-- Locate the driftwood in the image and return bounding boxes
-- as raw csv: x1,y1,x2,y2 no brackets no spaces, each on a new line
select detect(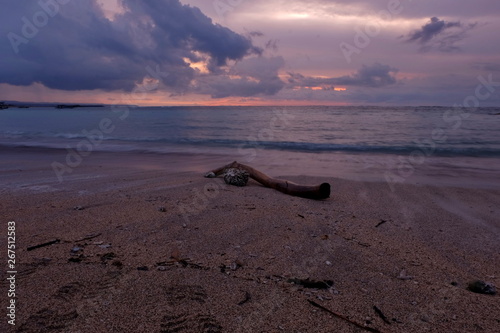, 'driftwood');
308,300,382,333
205,161,330,200
27,239,60,251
